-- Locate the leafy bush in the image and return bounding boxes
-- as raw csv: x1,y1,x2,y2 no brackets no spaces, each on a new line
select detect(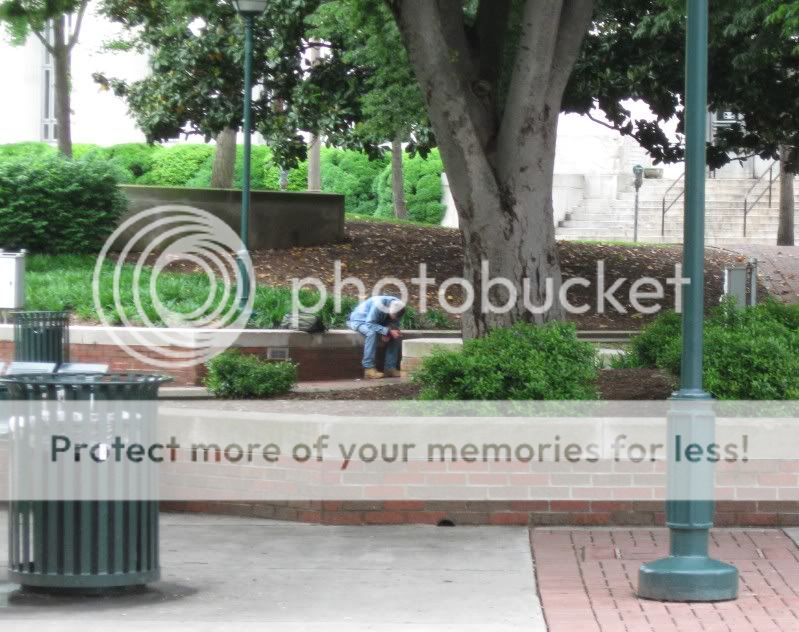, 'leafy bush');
0,142,57,161
204,351,297,398
320,148,387,214
625,300,799,399
72,143,102,160
104,143,162,183
139,144,214,186
0,155,127,253
185,144,308,191
413,322,598,400
375,149,444,224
